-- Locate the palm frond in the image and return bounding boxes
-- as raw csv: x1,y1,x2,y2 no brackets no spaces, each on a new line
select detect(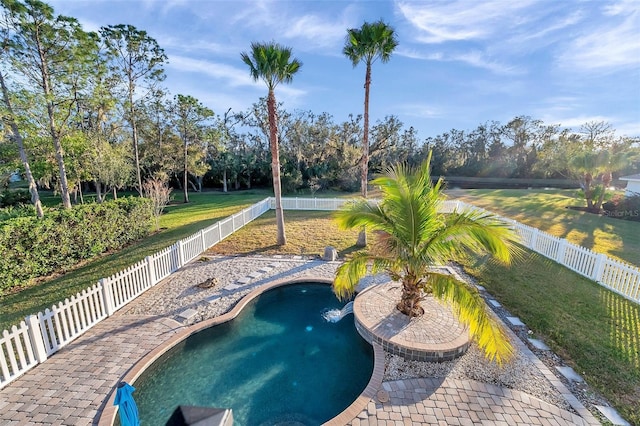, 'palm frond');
430,273,514,365
333,252,370,300
240,41,302,91
425,209,519,265
342,20,398,67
